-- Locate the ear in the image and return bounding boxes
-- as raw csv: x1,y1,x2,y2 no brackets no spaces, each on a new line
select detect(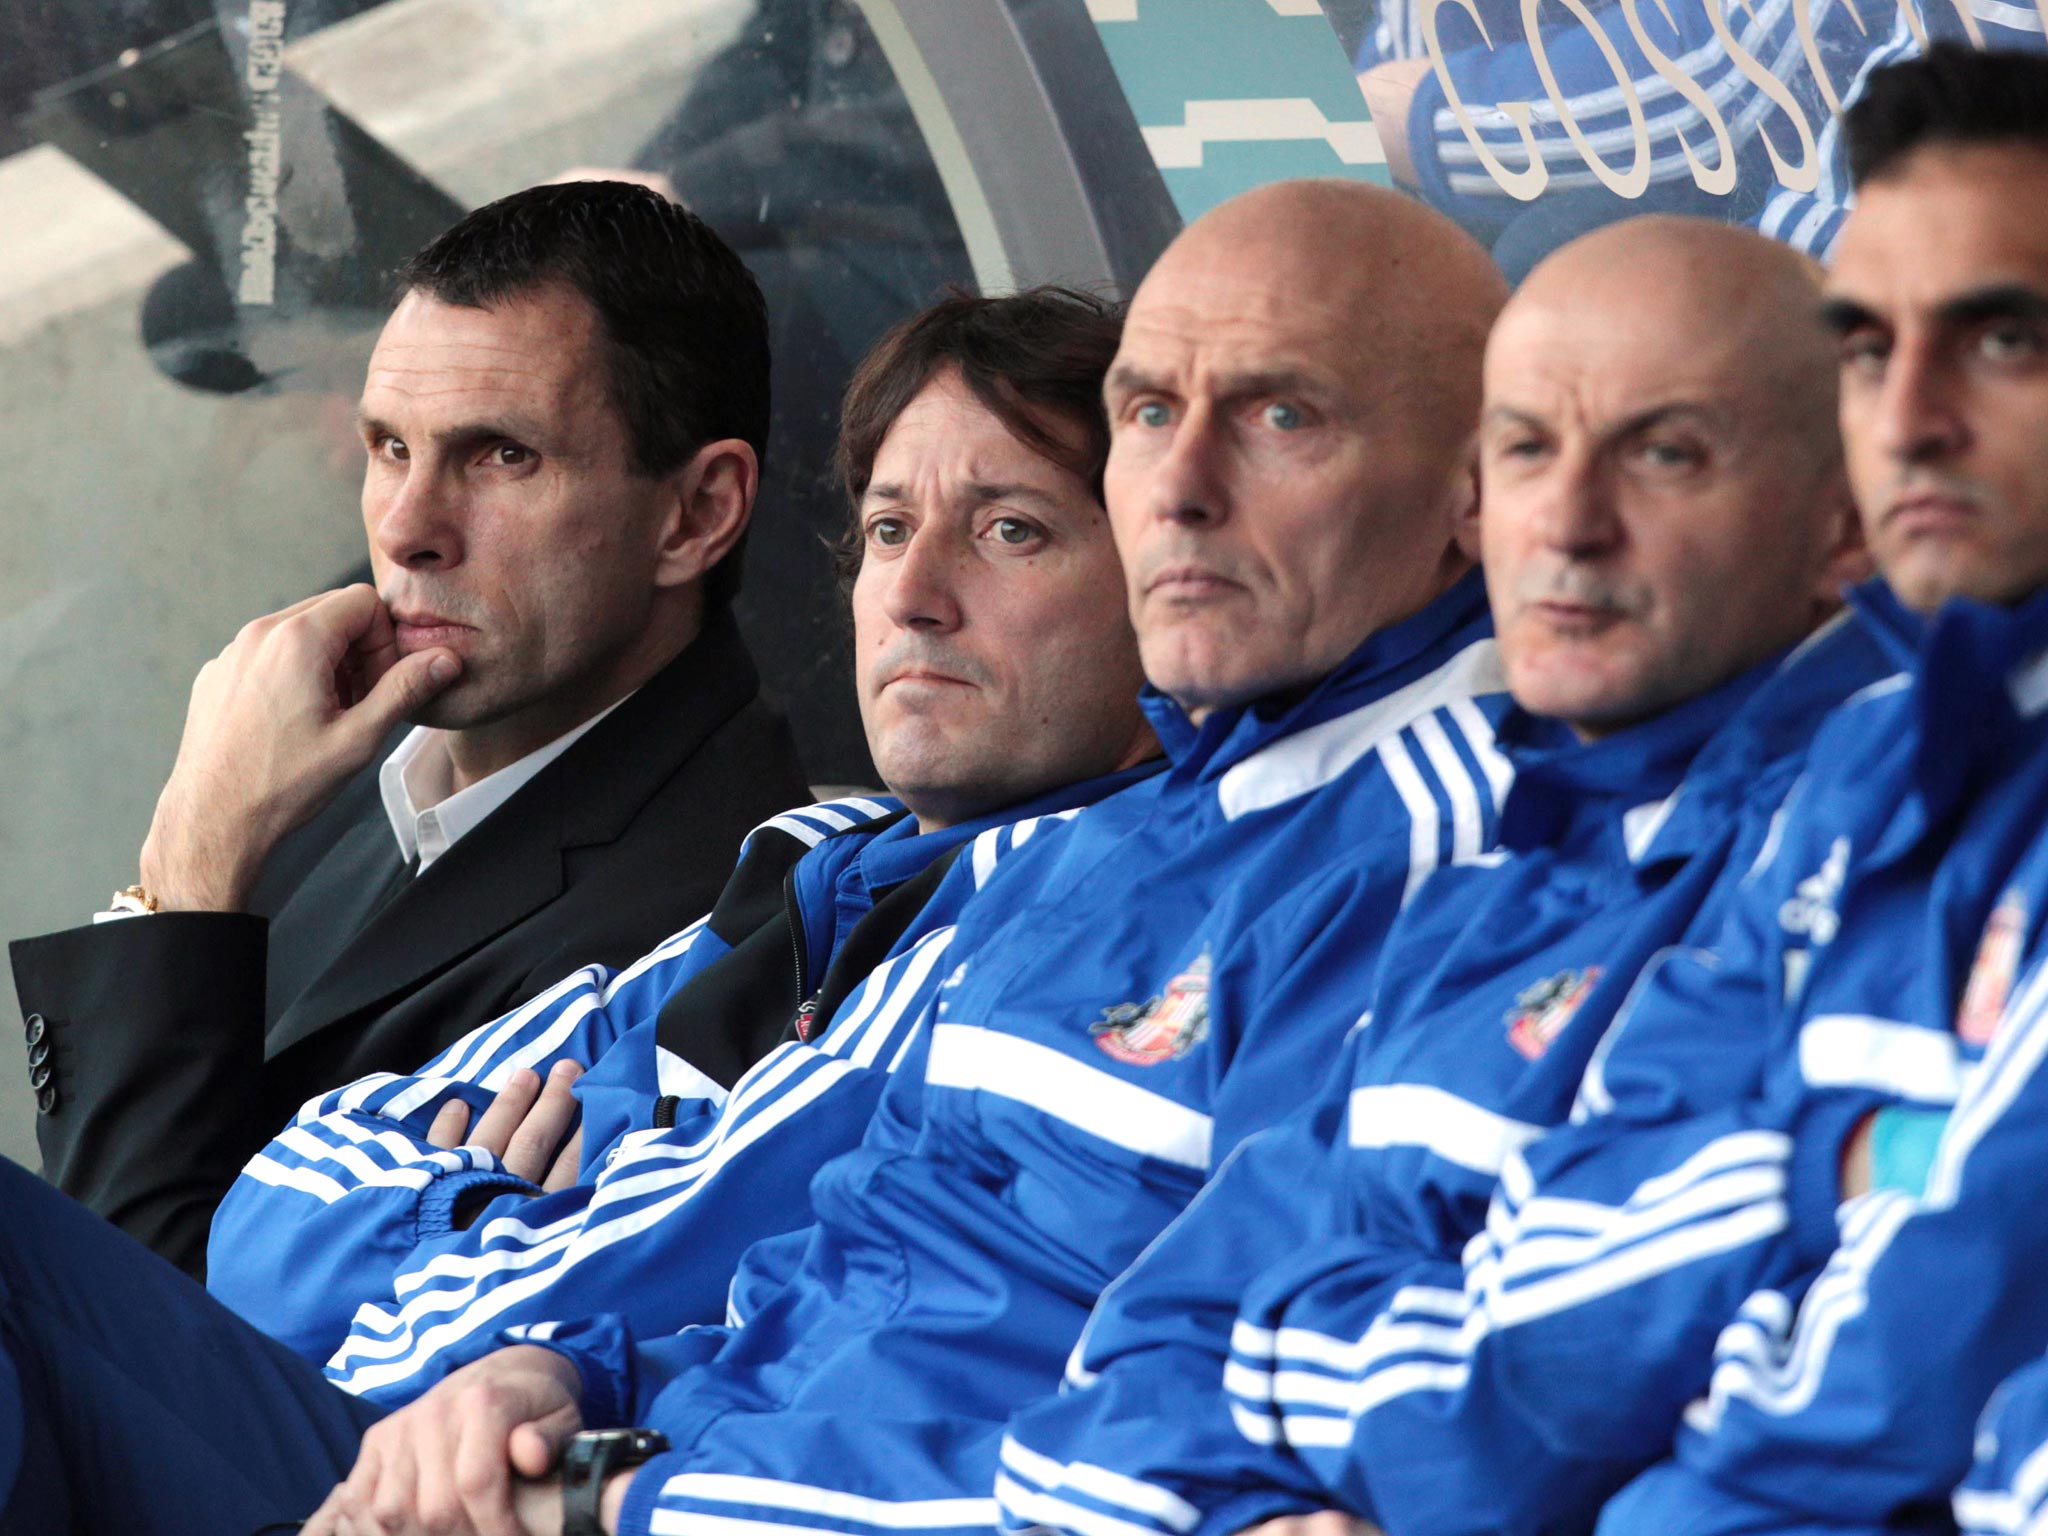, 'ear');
1446,440,1484,565
1810,469,1874,603
652,437,759,590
